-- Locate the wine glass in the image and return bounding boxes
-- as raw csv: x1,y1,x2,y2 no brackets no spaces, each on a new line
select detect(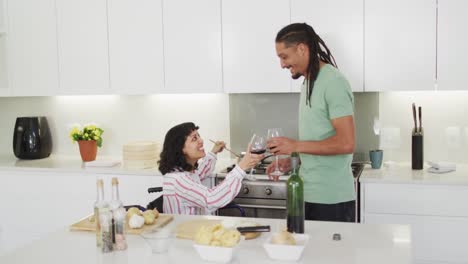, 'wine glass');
267,128,284,178
247,134,266,180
